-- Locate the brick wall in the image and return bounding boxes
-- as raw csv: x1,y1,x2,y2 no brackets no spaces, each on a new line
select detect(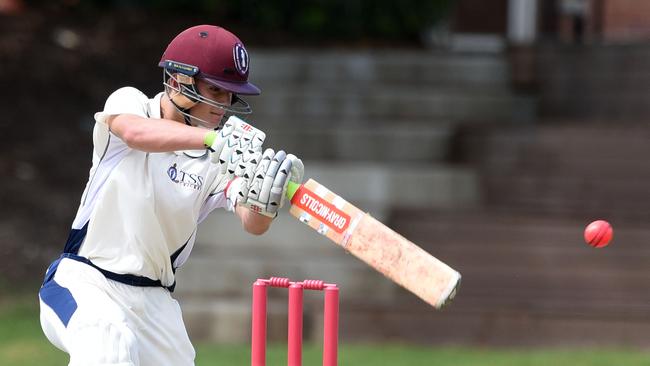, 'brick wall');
601,0,650,43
